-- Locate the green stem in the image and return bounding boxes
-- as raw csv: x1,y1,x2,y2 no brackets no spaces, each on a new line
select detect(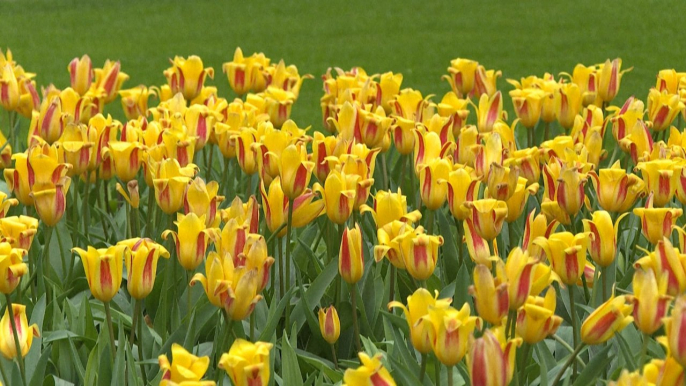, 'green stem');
330,344,338,369
381,152,389,190
250,312,255,342
399,154,407,191
410,155,419,210
0,354,9,386
278,238,284,300
544,121,550,142
447,366,453,386
132,206,141,237
419,353,427,382
551,343,587,386
601,265,607,303
568,286,579,381
55,224,67,281
265,223,287,246
351,283,362,353
426,209,434,235
137,299,147,384
435,357,441,386
40,226,54,298
389,265,396,303
145,186,154,238
129,300,140,356
187,270,192,319
4,295,27,386
509,221,517,254
639,332,649,372
82,172,91,240
206,144,215,180
507,309,517,340
285,197,294,330
104,301,117,361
